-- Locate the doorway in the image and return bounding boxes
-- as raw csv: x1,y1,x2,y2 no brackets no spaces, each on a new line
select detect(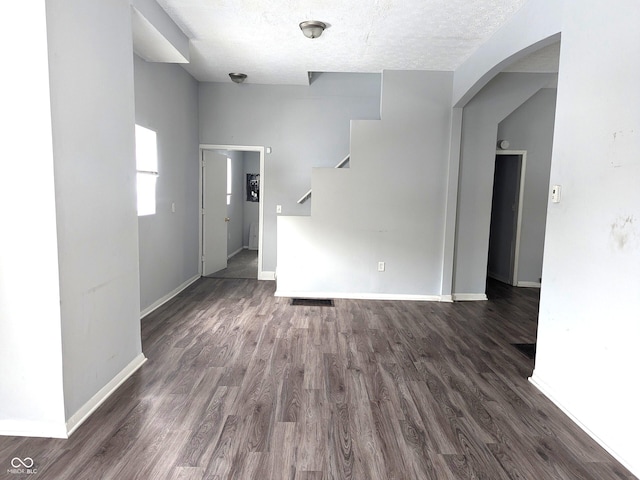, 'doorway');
199,144,265,280
487,150,526,286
